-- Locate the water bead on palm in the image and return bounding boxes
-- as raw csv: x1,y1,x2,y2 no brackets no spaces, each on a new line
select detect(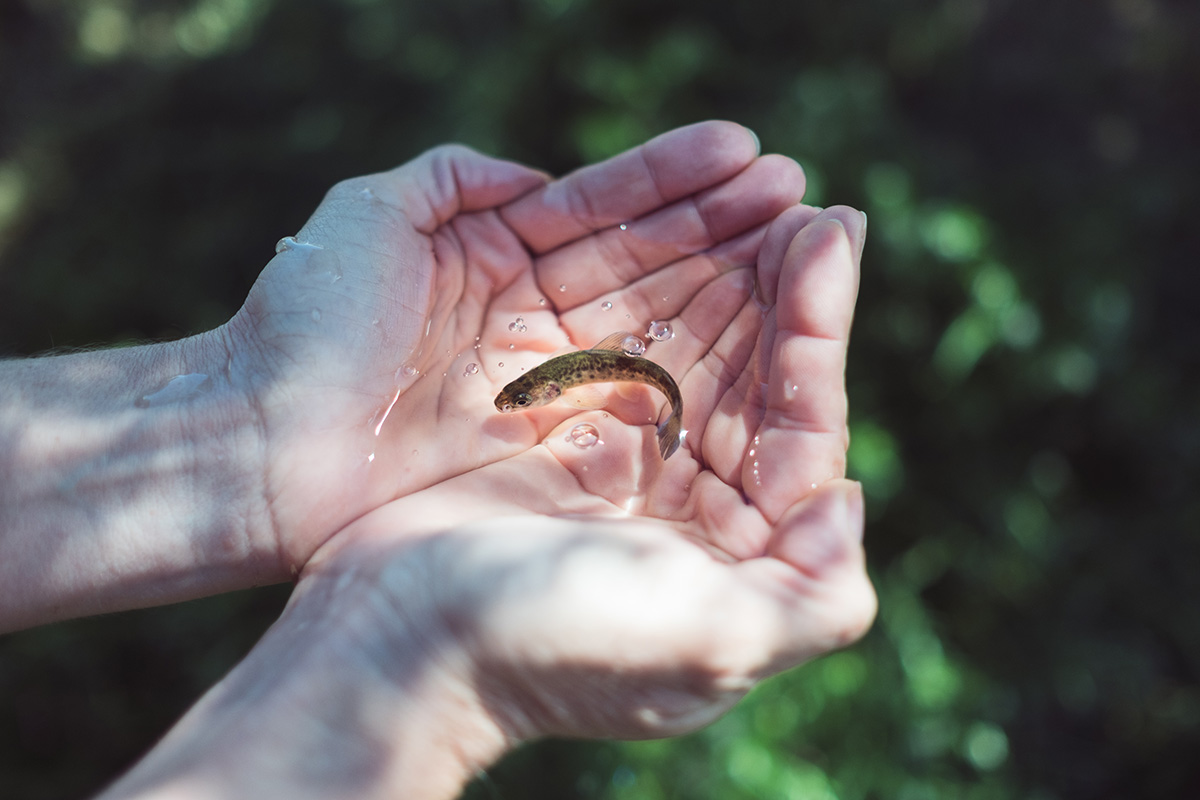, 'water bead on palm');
647,320,674,342
566,423,602,449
